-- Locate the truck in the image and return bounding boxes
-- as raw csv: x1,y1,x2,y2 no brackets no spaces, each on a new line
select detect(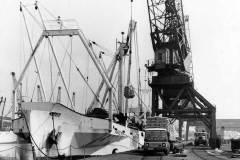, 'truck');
194,131,209,146
231,138,240,153
143,117,177,155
